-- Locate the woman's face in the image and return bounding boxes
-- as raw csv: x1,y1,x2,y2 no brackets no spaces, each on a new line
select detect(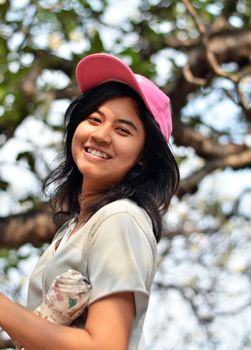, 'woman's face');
71,96,145,192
